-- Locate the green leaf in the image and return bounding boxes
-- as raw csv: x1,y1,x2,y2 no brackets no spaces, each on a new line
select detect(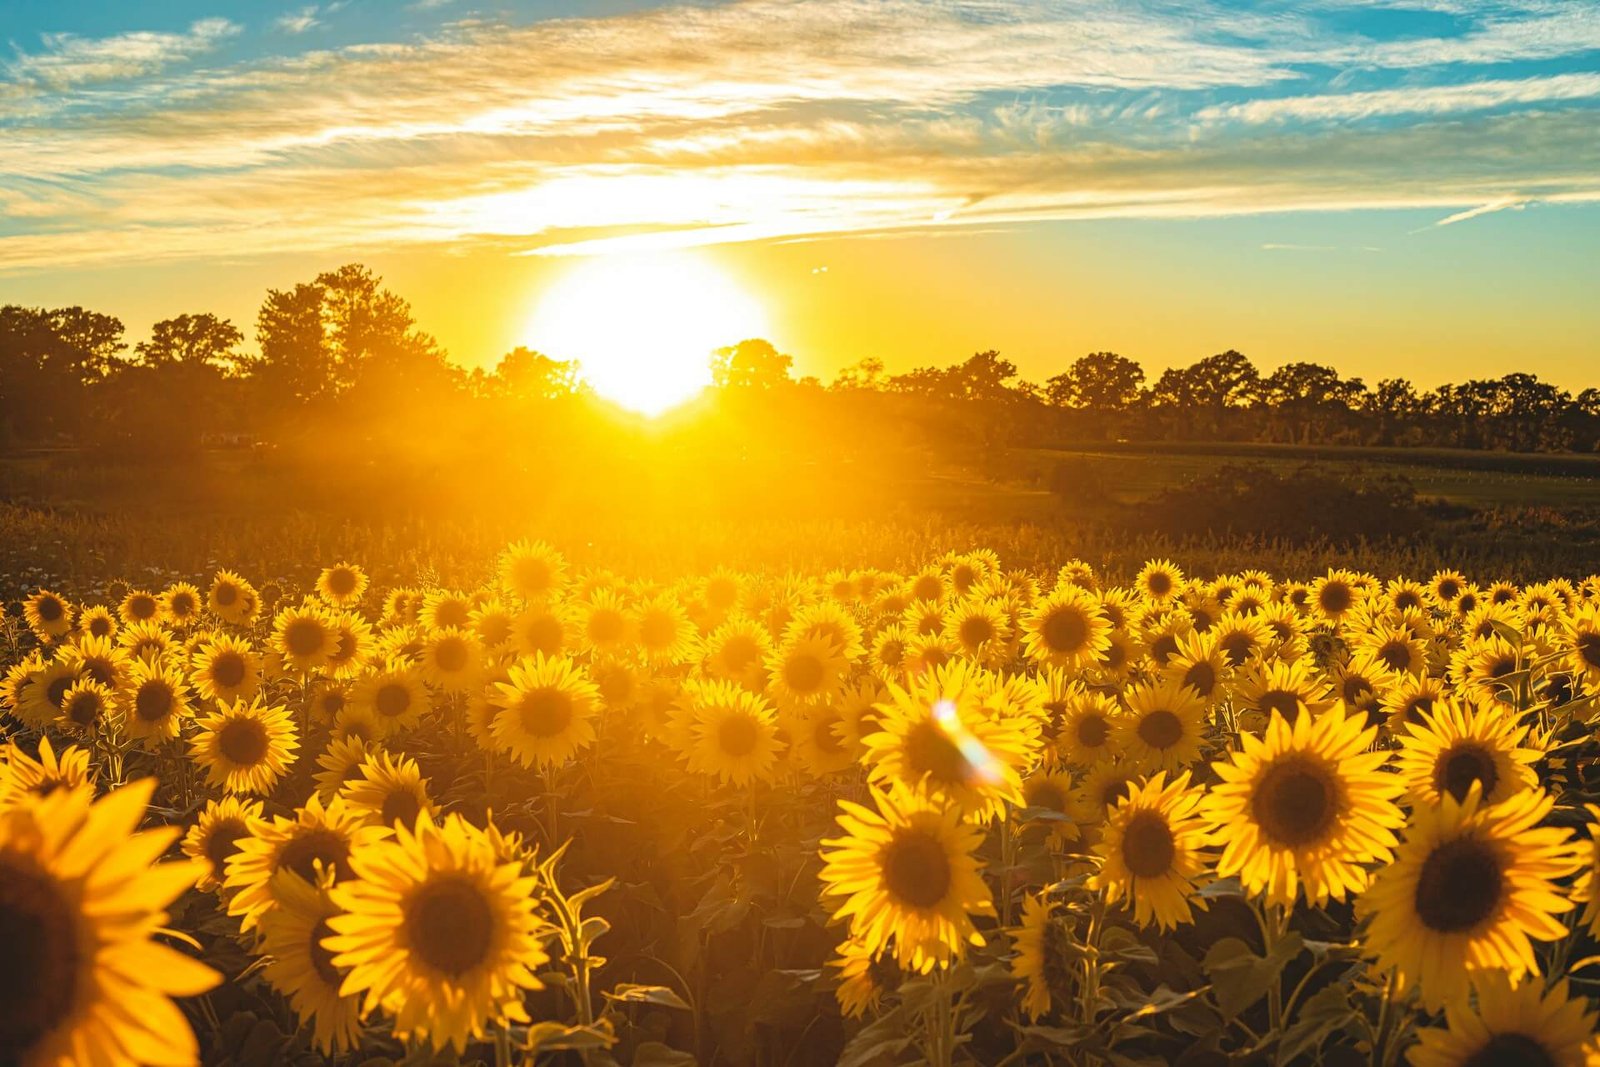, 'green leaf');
1202,931,1303,1018
523,1021,618,1054
1277,983,1357,1062
603,984,693,1011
